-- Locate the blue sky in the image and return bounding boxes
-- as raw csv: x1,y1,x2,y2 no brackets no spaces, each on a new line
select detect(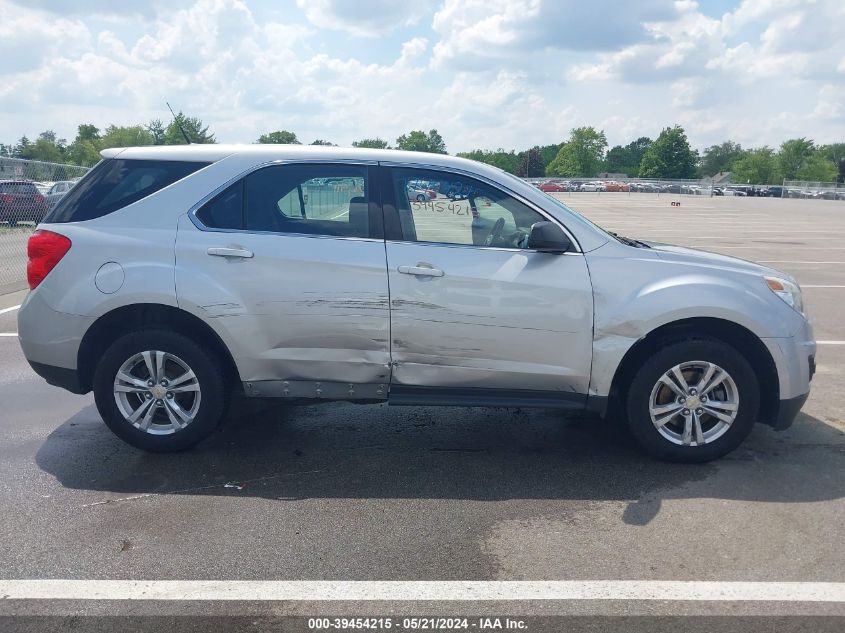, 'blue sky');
0,0,842,153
